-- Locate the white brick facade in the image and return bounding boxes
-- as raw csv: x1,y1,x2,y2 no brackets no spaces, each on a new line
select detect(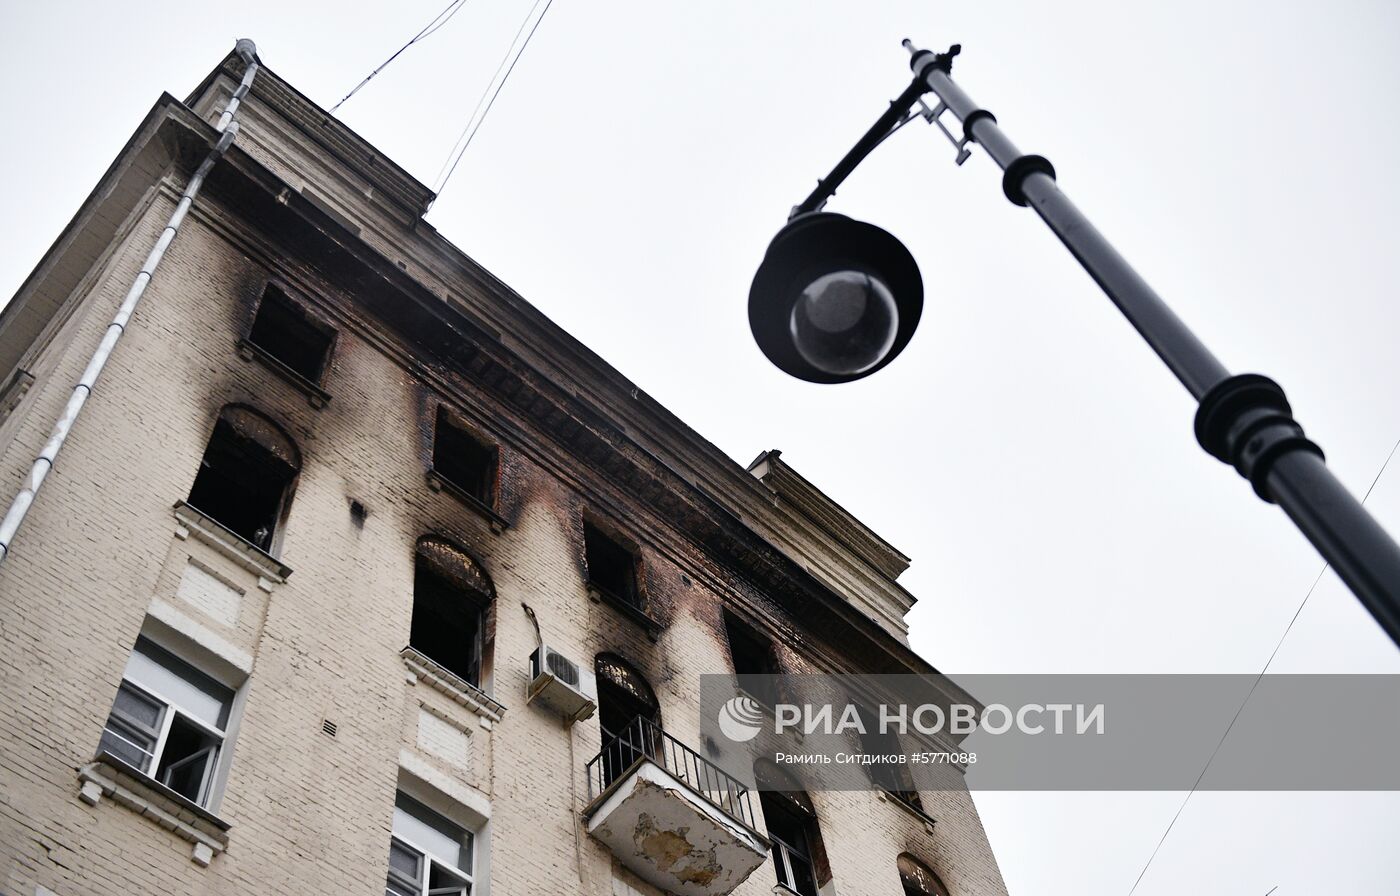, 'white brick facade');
0,47,1007,896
